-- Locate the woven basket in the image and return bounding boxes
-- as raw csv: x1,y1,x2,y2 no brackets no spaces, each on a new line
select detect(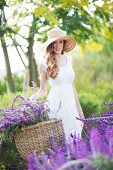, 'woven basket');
14,119,65,160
